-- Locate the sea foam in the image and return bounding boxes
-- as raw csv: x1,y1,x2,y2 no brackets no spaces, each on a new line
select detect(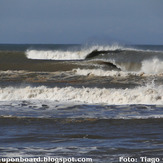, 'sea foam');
0,85,162,105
